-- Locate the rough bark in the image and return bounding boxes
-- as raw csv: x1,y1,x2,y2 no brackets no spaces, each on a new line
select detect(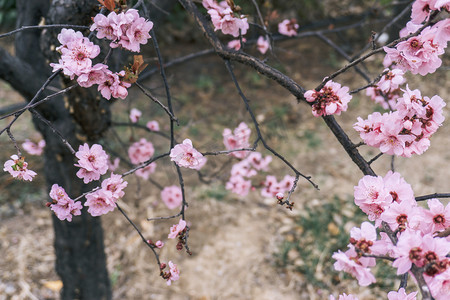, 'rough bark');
12,0,112,298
